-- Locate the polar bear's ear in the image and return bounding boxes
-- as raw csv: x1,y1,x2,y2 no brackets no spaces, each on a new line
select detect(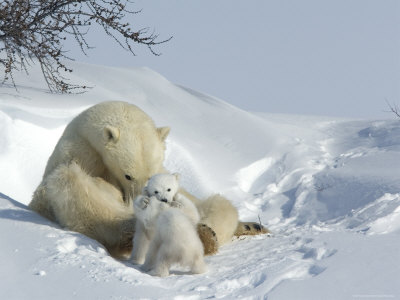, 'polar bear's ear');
172,172,180,182
103,126,120,143
157,127,170,142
